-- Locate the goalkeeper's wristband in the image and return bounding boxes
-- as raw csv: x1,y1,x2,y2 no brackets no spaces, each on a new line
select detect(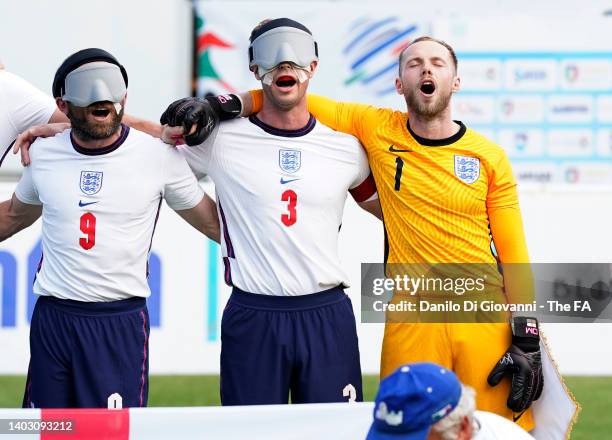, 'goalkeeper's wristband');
205,94,242,121
510,316,540,353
